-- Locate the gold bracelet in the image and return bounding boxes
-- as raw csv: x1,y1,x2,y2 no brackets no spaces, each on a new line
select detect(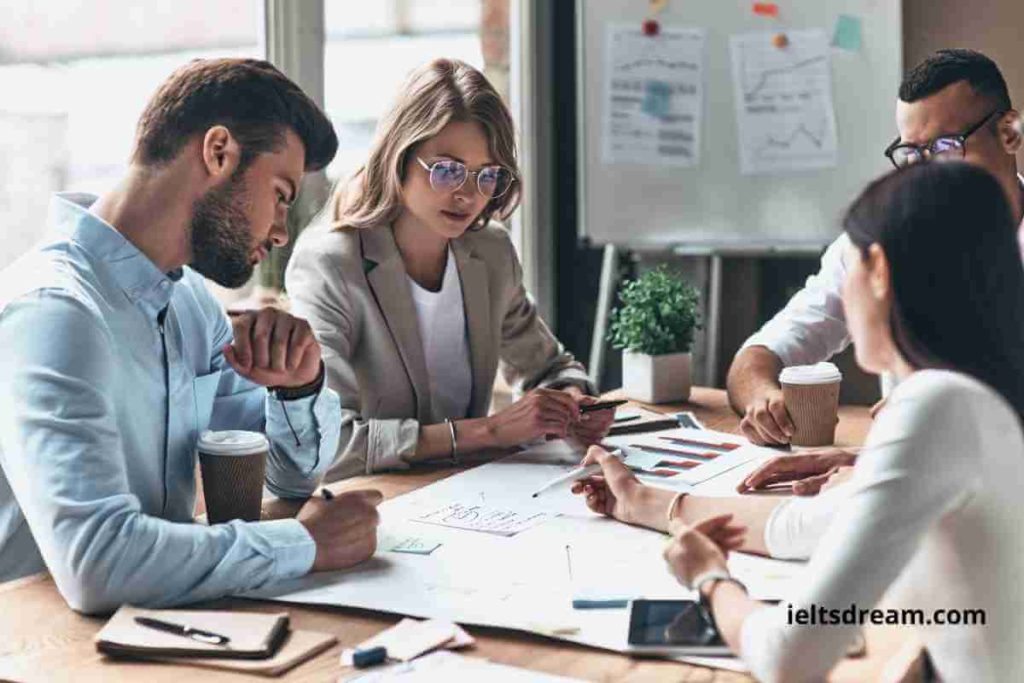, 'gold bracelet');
666,491,687,524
